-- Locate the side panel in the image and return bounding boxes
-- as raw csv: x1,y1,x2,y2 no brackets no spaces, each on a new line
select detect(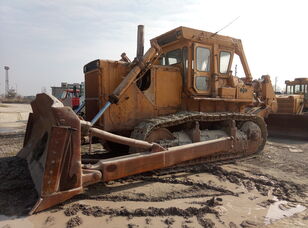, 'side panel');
106,84,156,132
154,67,182,108
85,68,101,121
236,84,253,99
218,87,236,99
85,61,183,132
276,95,303,114
182,97,242,113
